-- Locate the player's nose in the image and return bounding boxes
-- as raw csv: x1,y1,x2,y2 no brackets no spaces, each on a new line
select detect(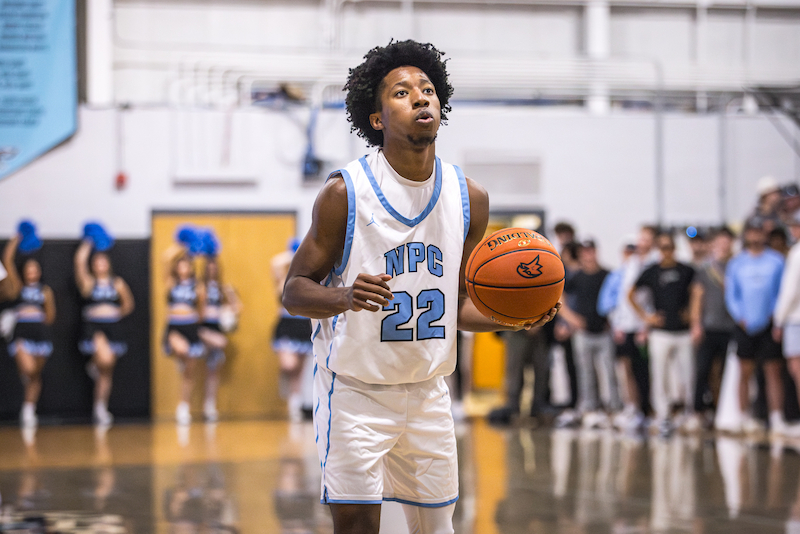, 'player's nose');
412,88,429,107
